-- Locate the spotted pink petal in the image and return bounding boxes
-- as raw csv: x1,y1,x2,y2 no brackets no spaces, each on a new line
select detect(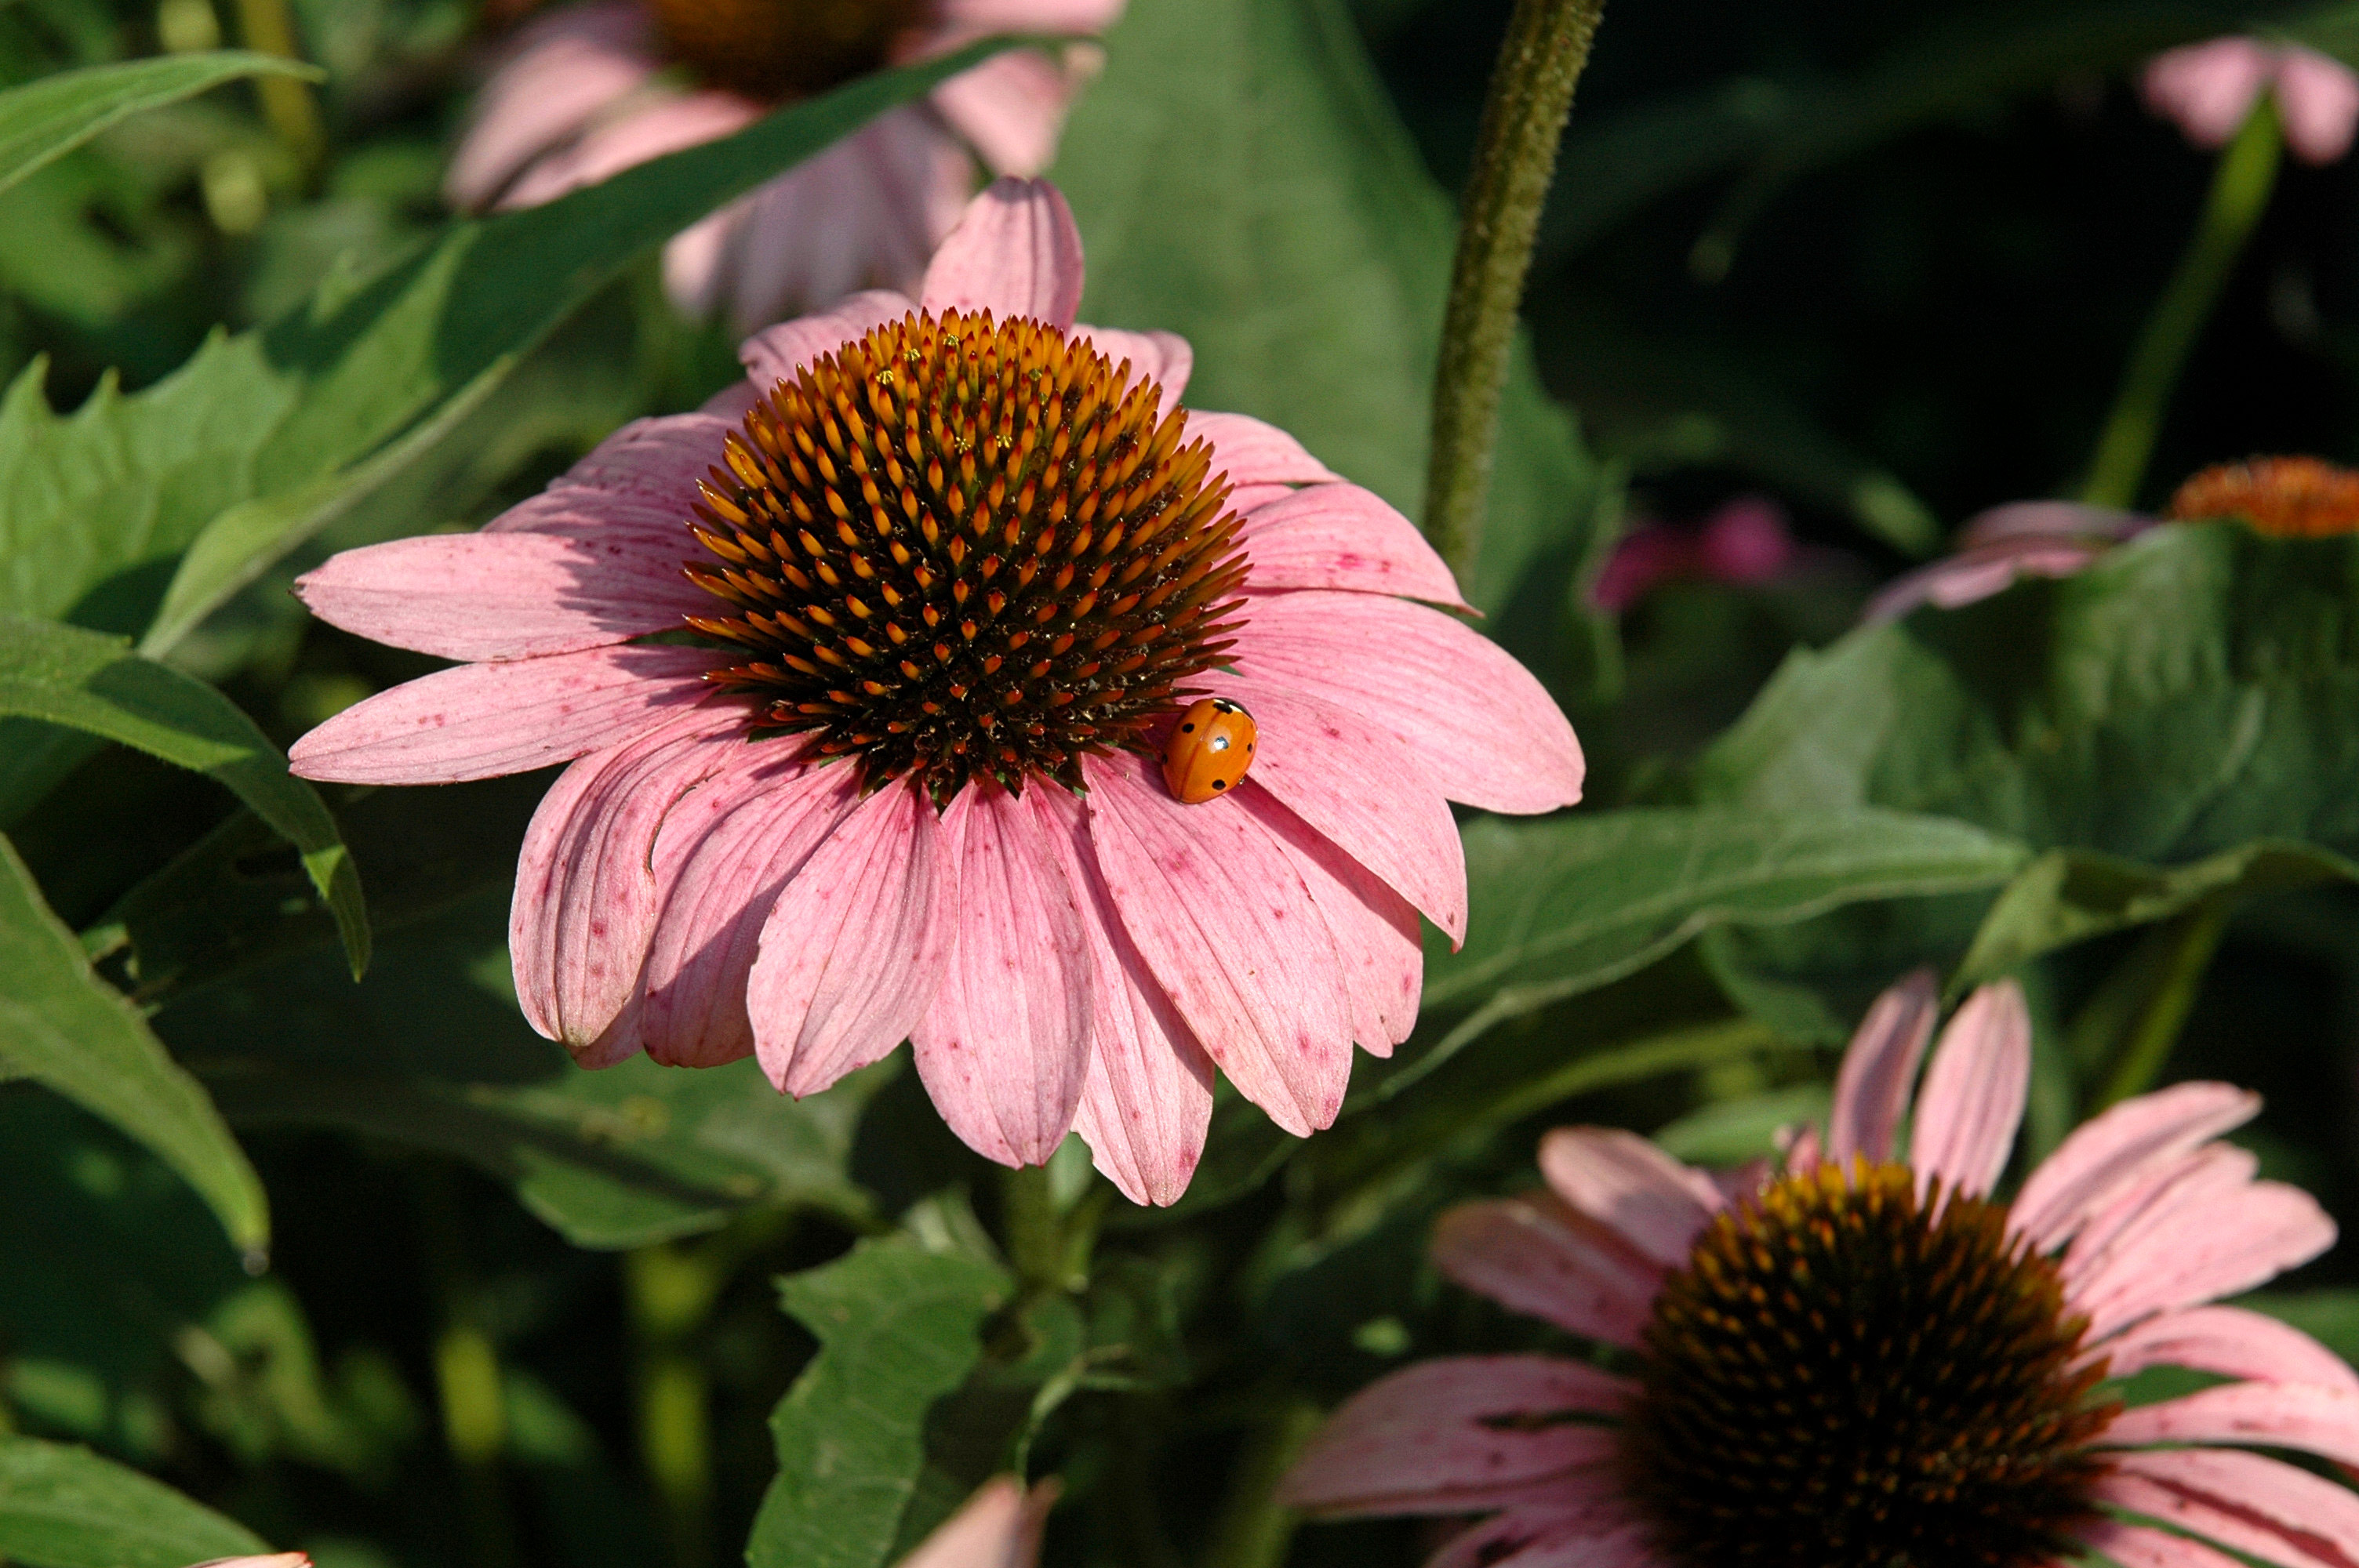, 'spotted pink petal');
913,785,1094,1167
293,532,709,662
739,289,917,393
635,749,861,1067
1909,980,2029,1201
1229,590,1584,814
2103,1381,2359,1468
927,49,1074,177
443,0,657,209
1190,412,1343,487
1428,1196,1663,1349
510,704,744,1052
1536,1127,1723,1268
500,90,758,211
1235,484,1471,609
1198,671,1467,943
1074,325,1192,407
288,644,722,785
749,779,957,1097
2276,47,2359,164
1278,1356,1630,1518
1081,751,1351,1136
1245,785,1423,1054
2073,1519,2245,1568
2107,1448,2359,1567
921,176,1084,329
2096,1305,2359,1393
2010,1080,2259,1250
1824,968,1938,1169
